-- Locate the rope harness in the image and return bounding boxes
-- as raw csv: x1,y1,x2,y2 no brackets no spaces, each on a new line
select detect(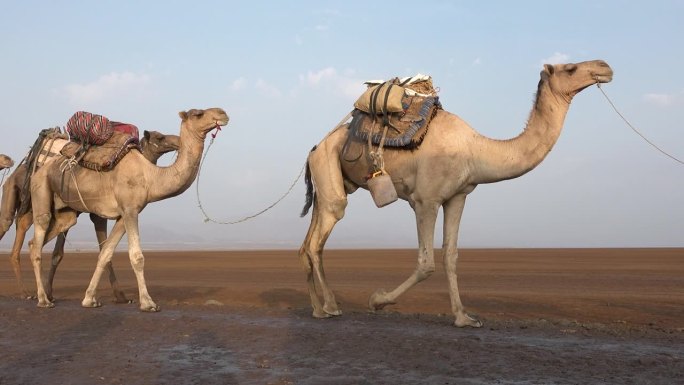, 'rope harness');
596,82,683,165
